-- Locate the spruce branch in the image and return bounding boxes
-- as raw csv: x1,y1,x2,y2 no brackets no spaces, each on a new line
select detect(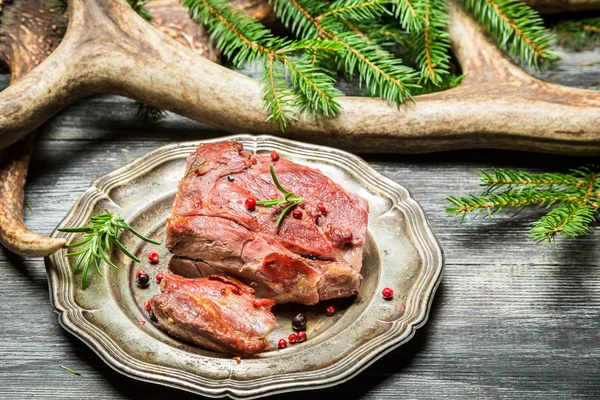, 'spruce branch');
409,0,451,84
530,204,595,244
479,168,585,193
447,190,580,220
461,0,558,70
553,18,600,51
177,0,594,130
391,0,424,31
184,0,341,129
447,166,600,244
272,0,419,105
